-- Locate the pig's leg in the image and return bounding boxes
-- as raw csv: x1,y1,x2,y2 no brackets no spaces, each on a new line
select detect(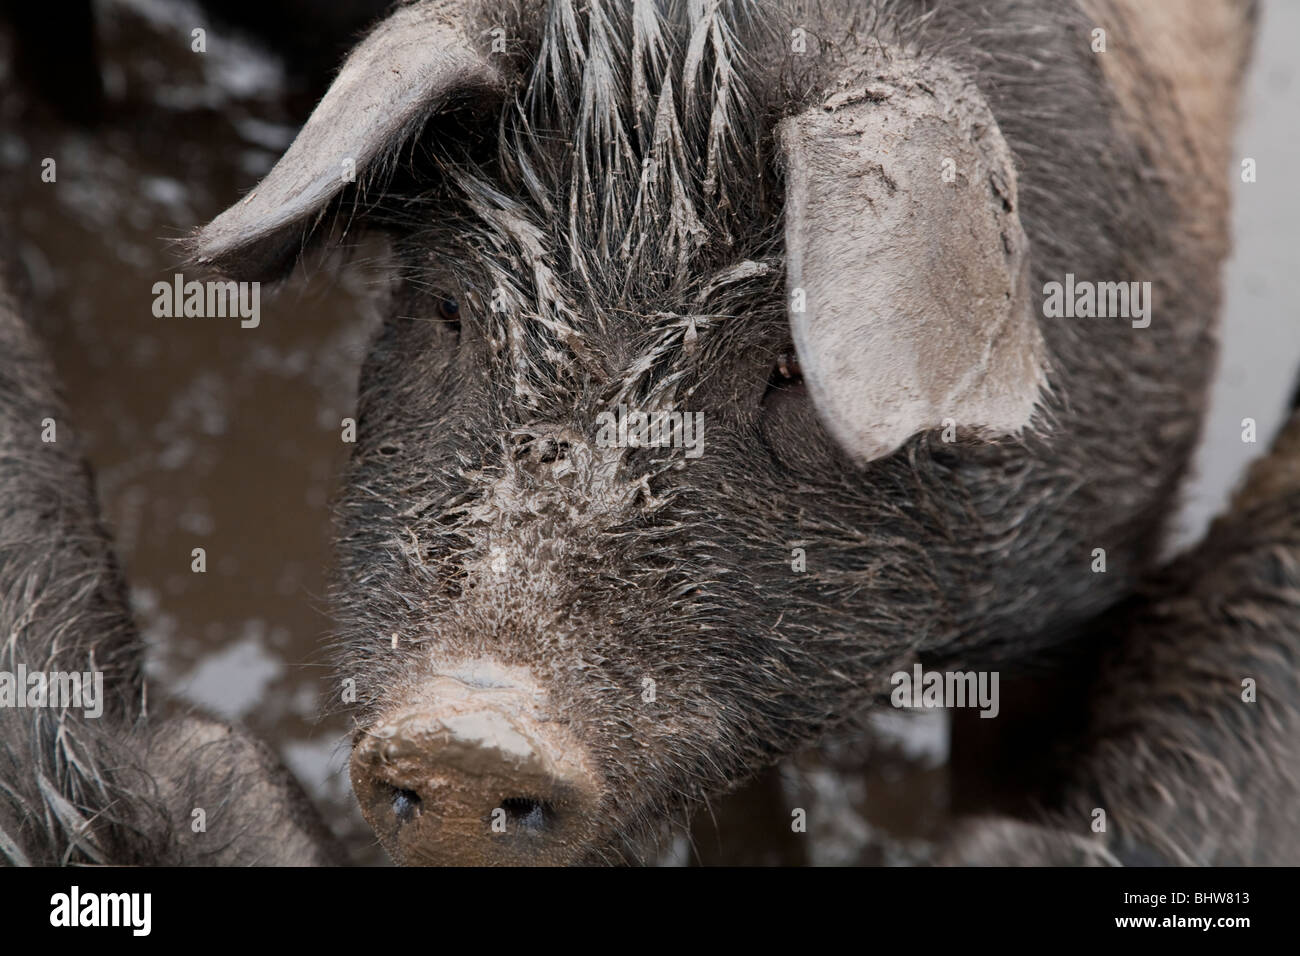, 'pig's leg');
139,707,346,865
0,269,342,865
940,410,1300,865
